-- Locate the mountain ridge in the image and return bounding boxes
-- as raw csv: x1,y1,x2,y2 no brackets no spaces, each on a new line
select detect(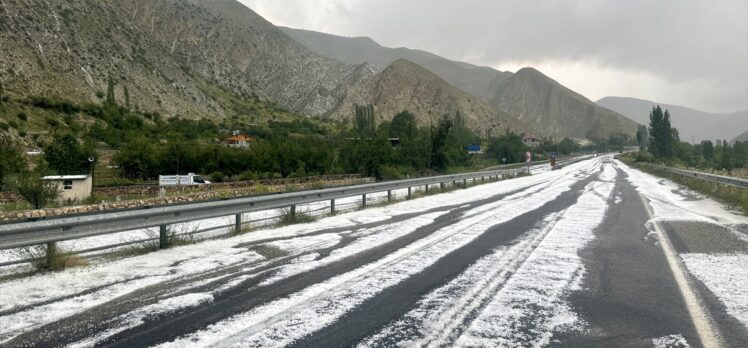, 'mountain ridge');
597,96,748,143
281,27,639,139
280,27,512,102
329,59,523,136
490,68,639,139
